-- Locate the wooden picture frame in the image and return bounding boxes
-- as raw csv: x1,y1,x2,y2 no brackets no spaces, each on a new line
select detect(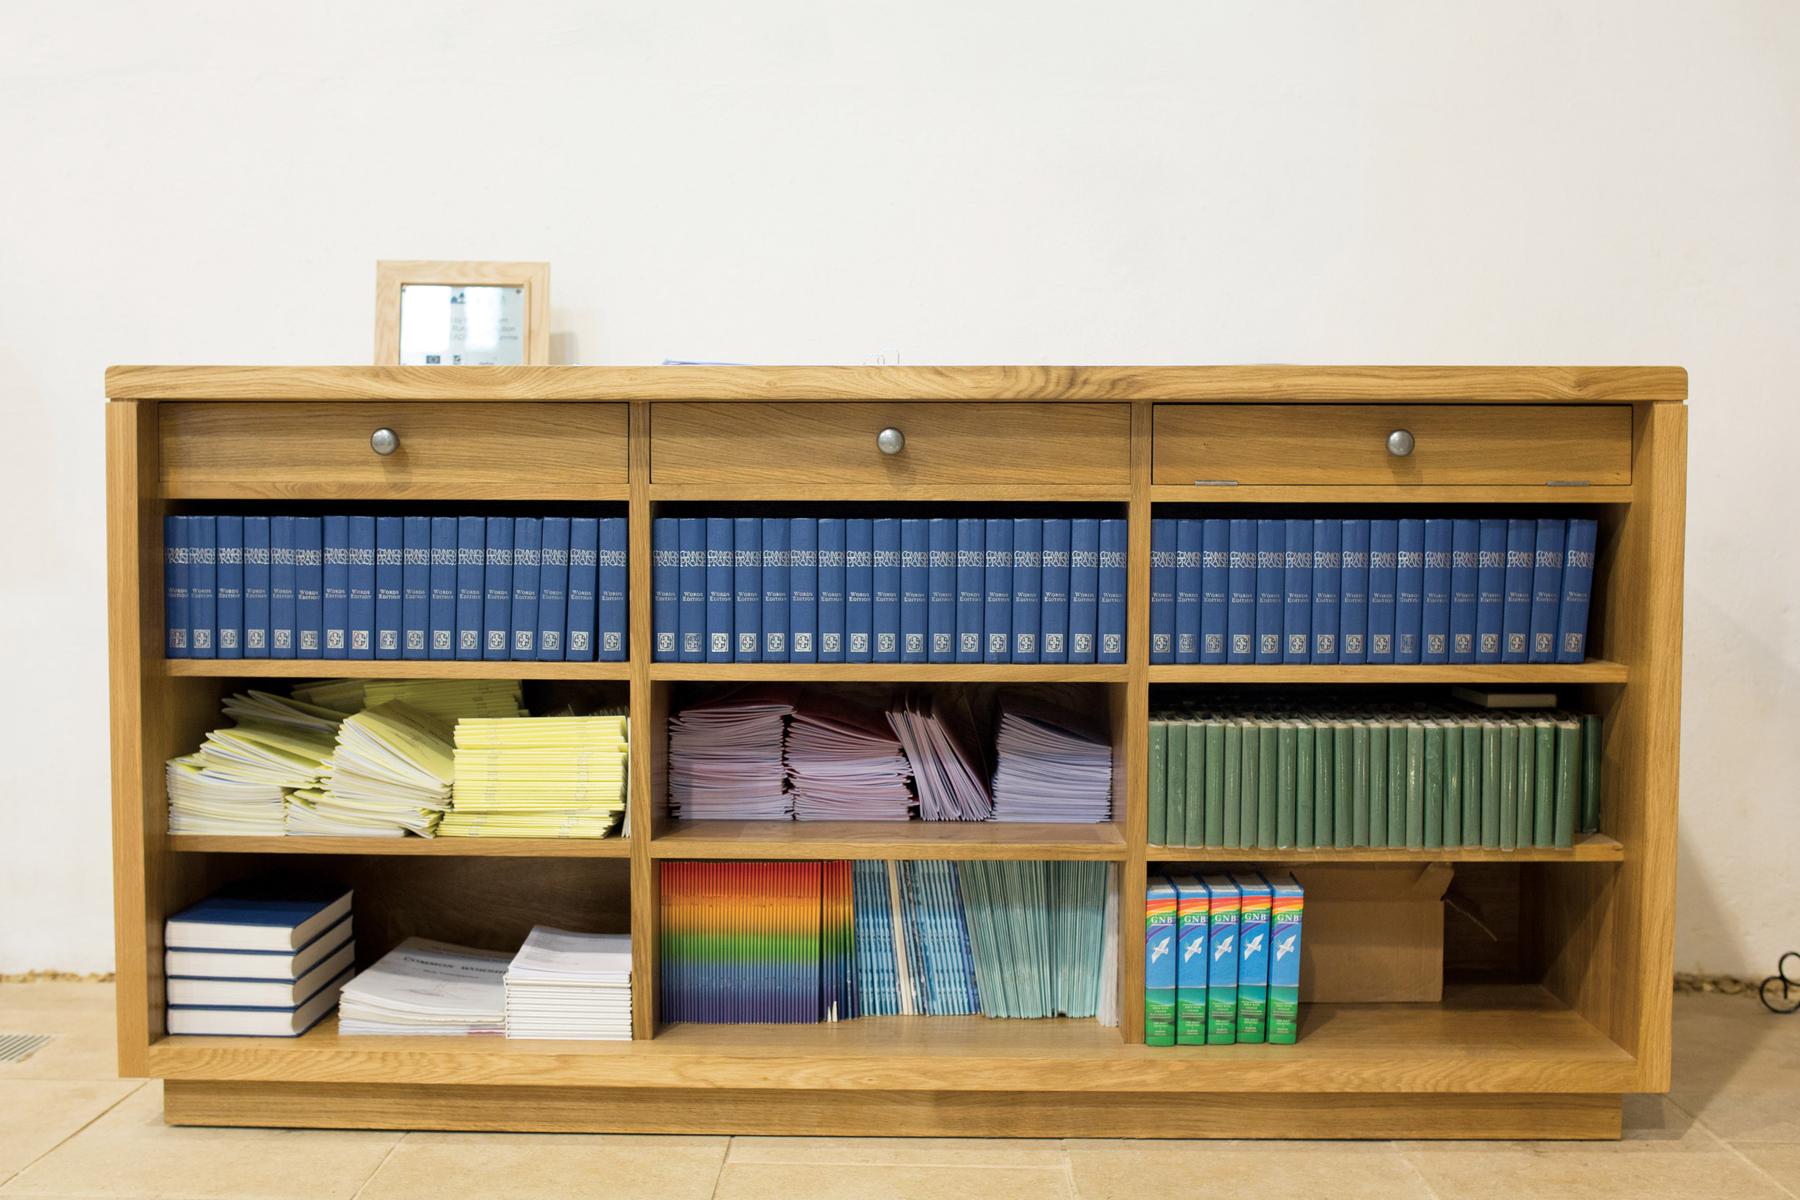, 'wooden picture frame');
374,260,550,366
